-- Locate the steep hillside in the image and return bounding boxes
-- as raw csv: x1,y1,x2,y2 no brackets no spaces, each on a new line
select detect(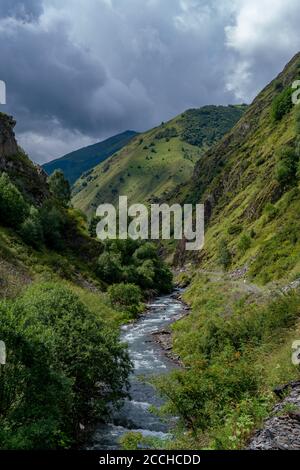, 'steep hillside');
43,130,137,185
172,52,300,284
148,52,300,451
72,105,246,217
